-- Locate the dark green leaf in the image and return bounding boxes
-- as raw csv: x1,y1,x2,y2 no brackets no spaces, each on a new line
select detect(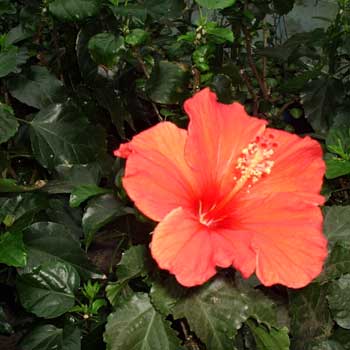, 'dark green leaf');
7,66,66,109
146,60,190,104
0,231,26,267
302,77,344,134
104,293,183,350
125,29,149,46
195,0,236,9
0,103,19,144
70,185,111,208
17,261,80,318
323,241,350,280
29,102,106,169
210,74,234,103
0,192,48,231
49,0,101,21
247,320,290,350
173,277,251,350
82,194,128,247
145,0,185,18
206,24,234,44
323,206,350,246
88,33,125,68
0,0,16,16
331,328,350,350
23,222,103,279
0,45,28,78
20,323,81,350
289,283,332,347
327,274,350,329
272,0,295,15
308,340,345,350
20,325,63,350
